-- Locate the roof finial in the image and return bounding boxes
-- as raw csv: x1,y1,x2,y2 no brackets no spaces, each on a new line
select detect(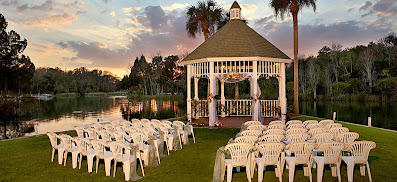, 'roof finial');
230,1,241,20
